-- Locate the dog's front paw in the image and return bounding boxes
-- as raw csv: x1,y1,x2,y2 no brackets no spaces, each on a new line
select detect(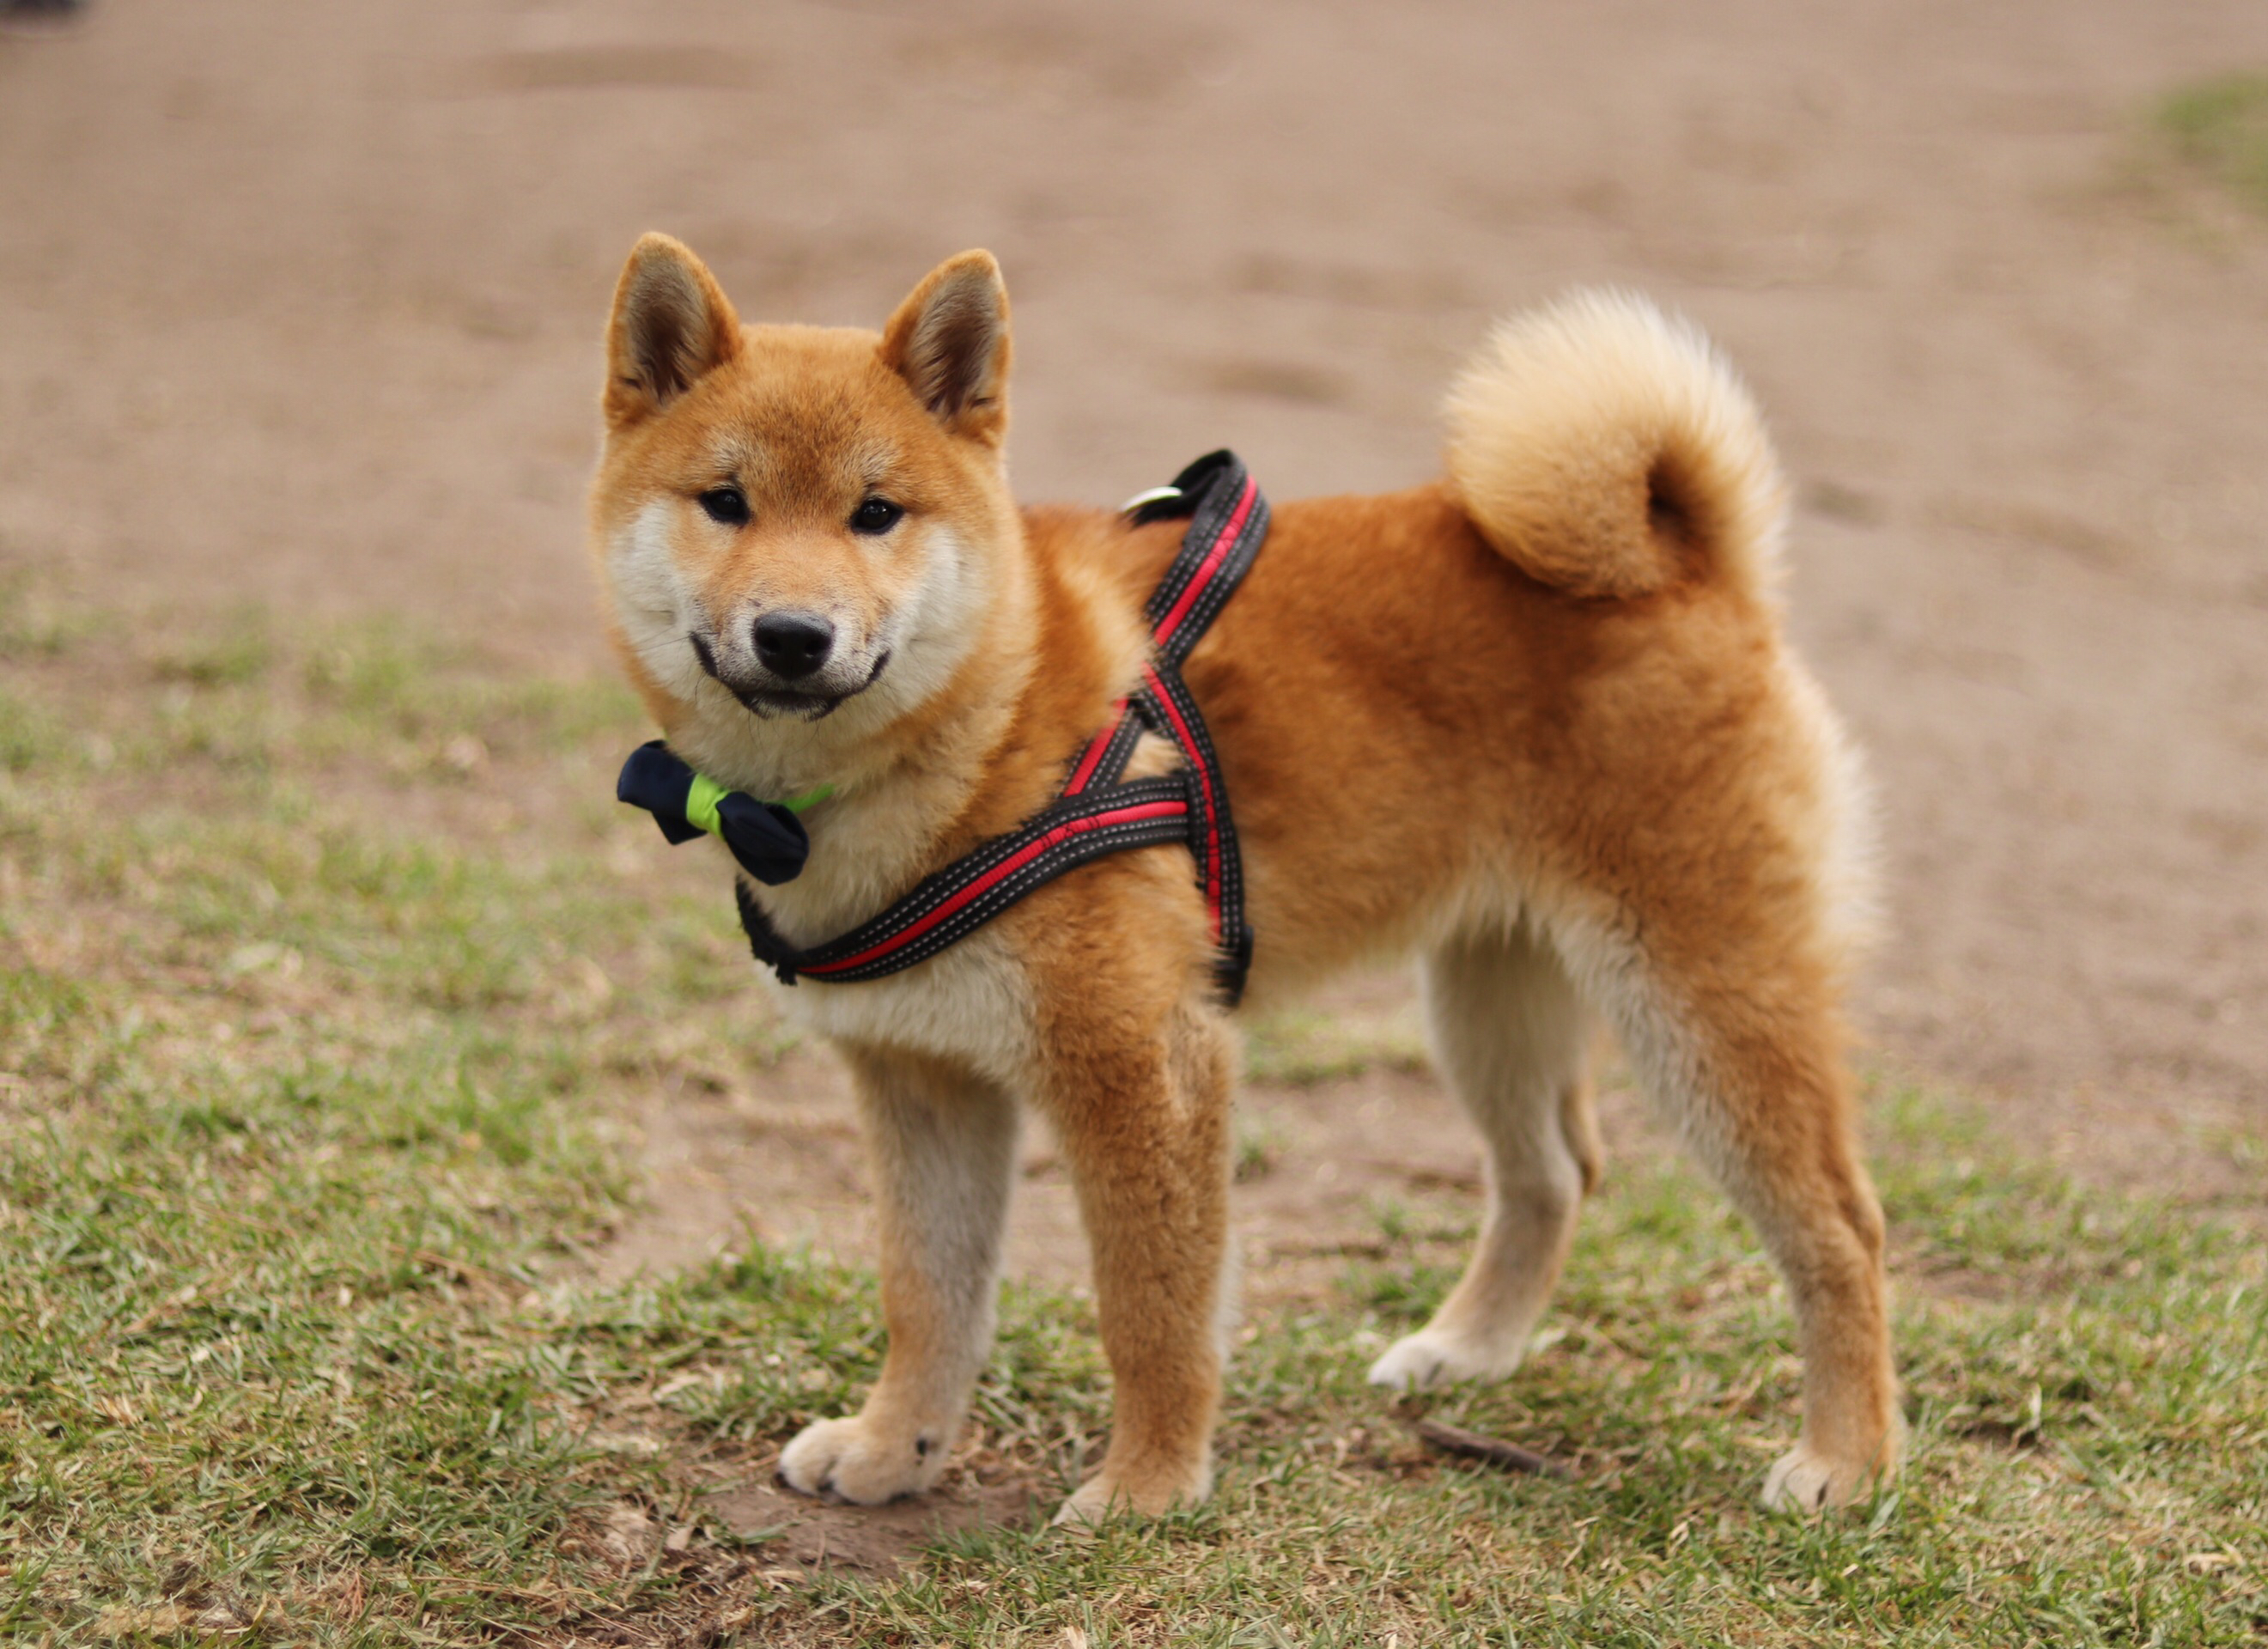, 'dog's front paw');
1760,1442,1880,1513
777,1415,947,1505
1365,1328,1523,1392
1049,1458,1213,1527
